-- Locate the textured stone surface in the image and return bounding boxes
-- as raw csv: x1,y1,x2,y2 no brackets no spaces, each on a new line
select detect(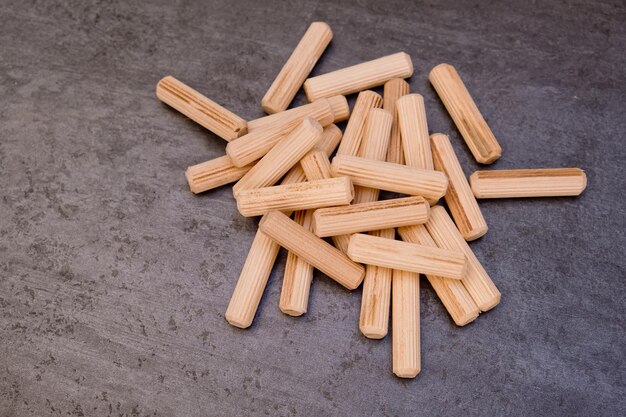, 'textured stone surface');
1,0,625,416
